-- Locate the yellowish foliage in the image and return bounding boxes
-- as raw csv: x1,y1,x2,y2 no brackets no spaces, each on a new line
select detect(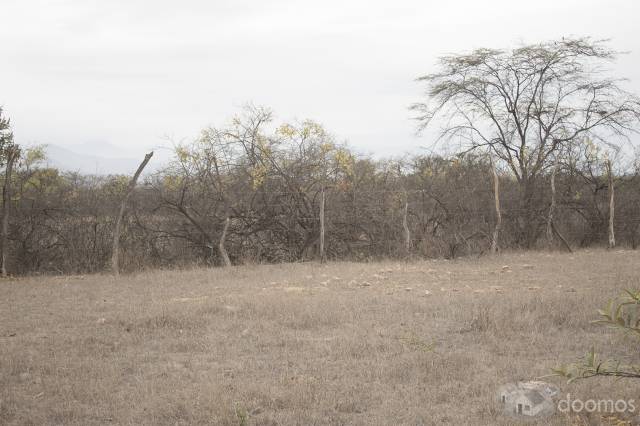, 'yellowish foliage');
25,168,61,193
163,175,184,192
107,176,130,195
24,146,46,167
334,148,354,177
249,164,268,189
276,124,297,138
175,145,191,163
